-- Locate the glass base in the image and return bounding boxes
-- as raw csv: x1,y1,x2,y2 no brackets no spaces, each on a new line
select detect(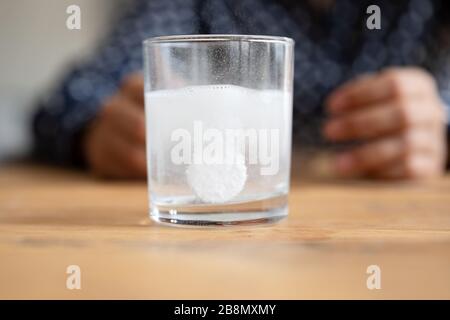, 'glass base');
150,195,288,227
